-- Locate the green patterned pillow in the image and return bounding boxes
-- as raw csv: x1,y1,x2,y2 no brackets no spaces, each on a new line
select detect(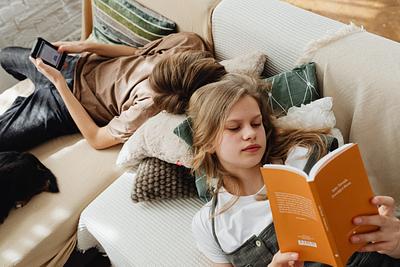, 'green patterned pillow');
263,62,320,116
92,0,177,47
